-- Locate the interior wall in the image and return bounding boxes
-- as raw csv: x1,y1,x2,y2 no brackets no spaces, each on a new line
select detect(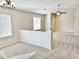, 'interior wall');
45,13,51,31
0,8,45,48
52,15,56,32
52,7,79,48
73,6,79,35
20,30,51,49
52,9,75,48
54,16,61,32
53,9,75,33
